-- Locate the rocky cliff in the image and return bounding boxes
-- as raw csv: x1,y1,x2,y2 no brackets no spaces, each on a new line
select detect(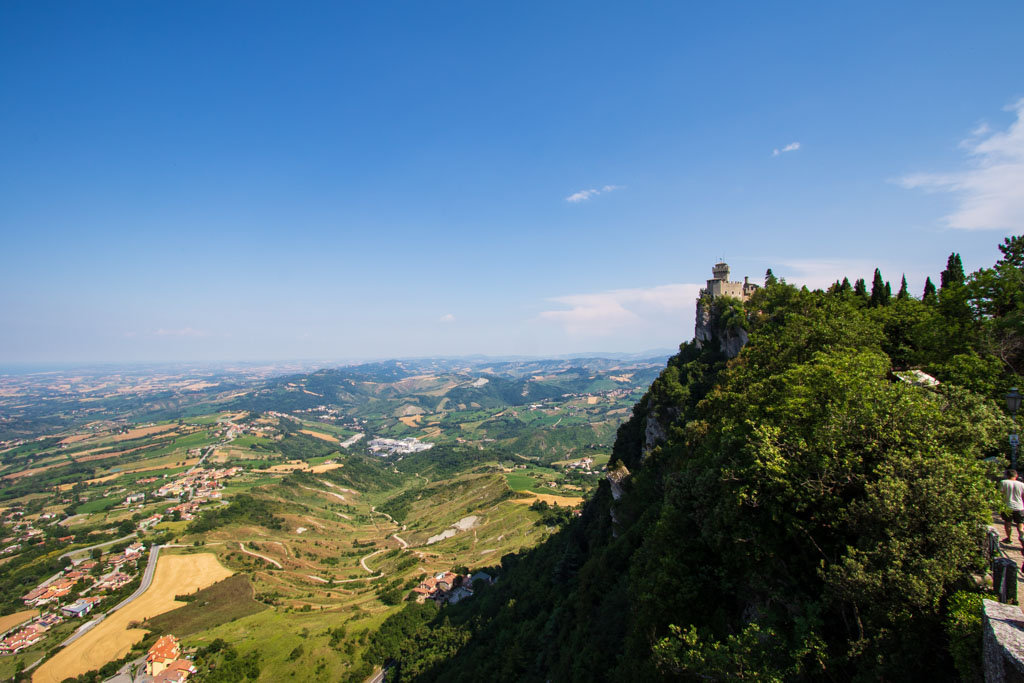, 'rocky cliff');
694,294,748,359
